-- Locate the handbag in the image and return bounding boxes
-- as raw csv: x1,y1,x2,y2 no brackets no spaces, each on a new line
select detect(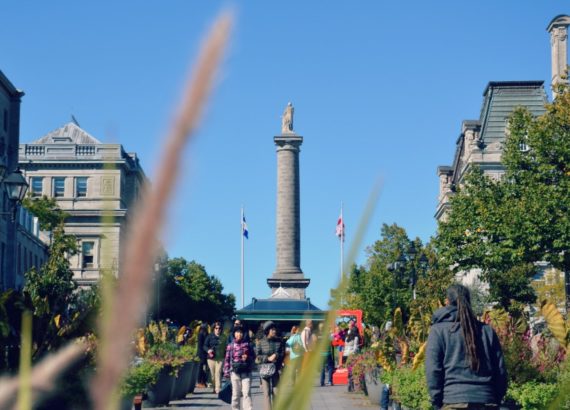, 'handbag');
232,361,250,373
218,380,232,404
259,362,276,379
